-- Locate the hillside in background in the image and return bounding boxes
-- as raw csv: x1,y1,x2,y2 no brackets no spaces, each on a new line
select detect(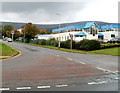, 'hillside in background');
1,21,112,33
